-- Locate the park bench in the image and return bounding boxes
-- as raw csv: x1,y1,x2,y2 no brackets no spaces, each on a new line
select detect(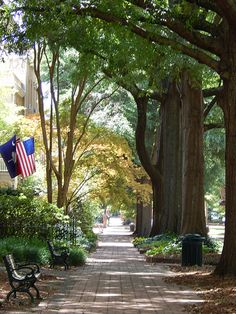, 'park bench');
3,254,41,302
47,240,69,270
